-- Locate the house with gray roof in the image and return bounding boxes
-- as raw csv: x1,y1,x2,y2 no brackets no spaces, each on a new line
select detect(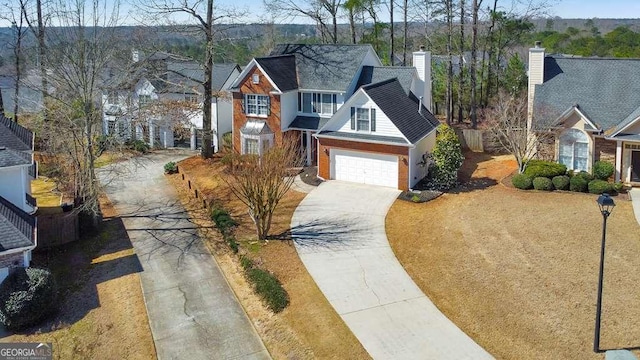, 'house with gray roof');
0,115,37,284
101,51,240,152
528,42,640,184
229,43,437,190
